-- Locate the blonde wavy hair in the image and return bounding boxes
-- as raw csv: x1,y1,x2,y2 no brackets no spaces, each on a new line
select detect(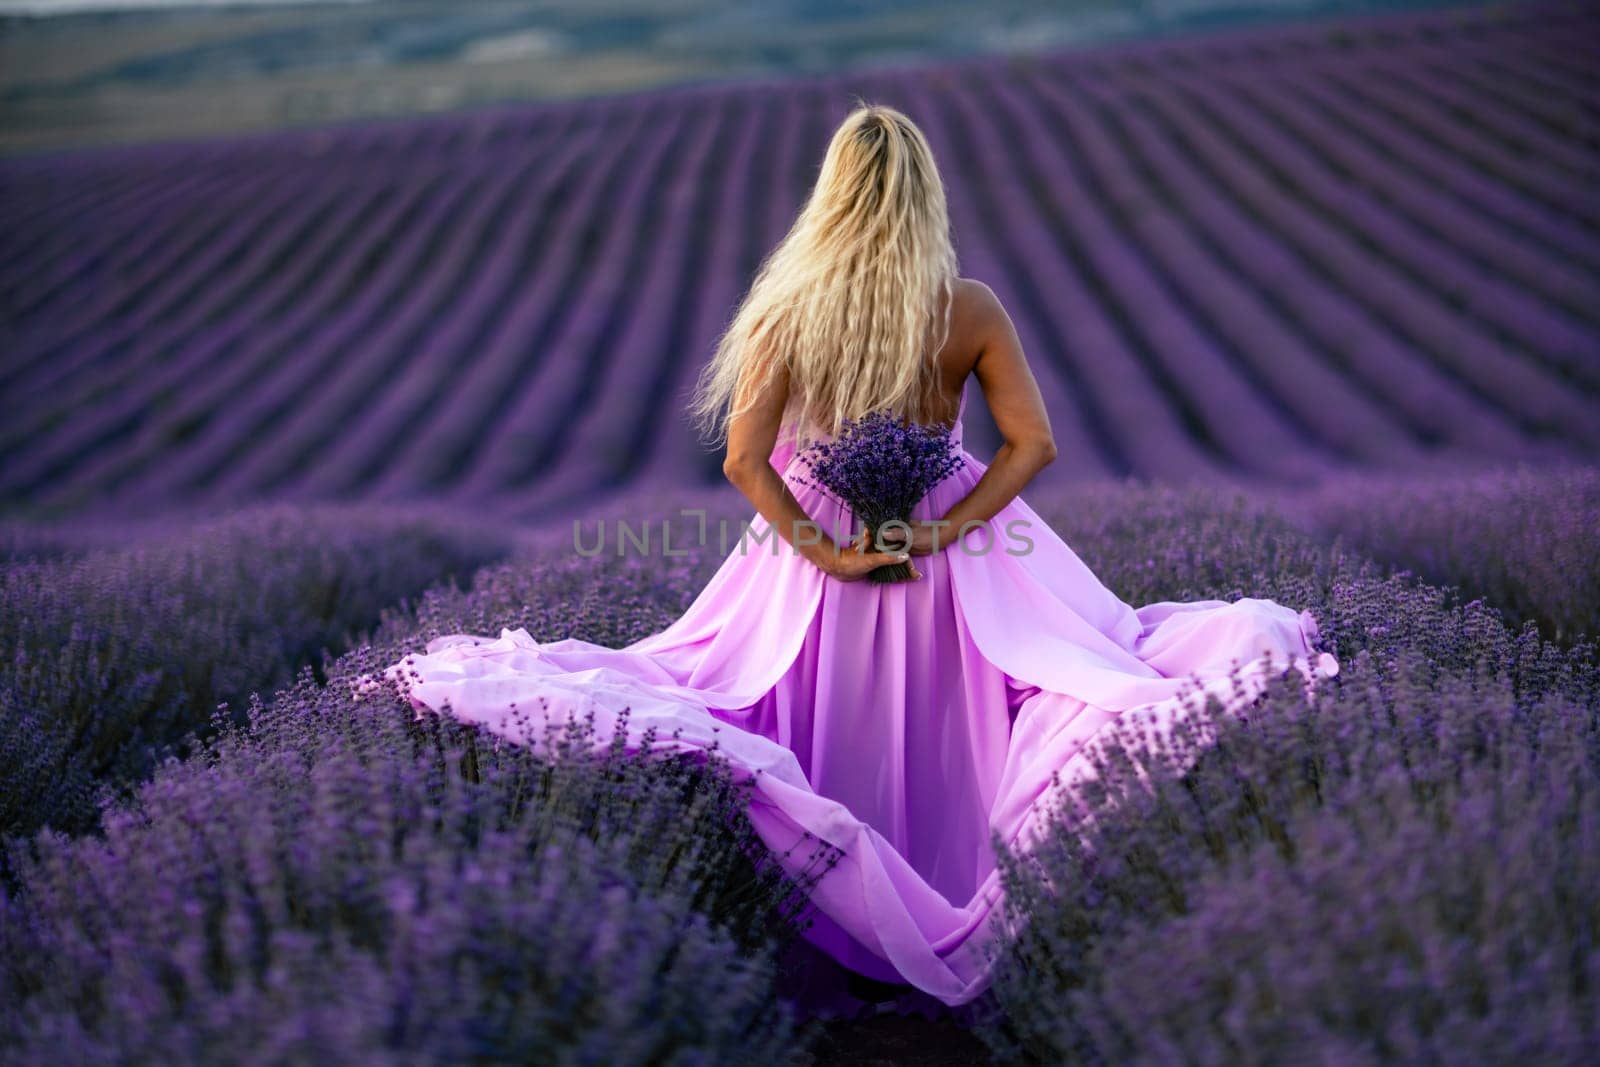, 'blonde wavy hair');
689,99,959,450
